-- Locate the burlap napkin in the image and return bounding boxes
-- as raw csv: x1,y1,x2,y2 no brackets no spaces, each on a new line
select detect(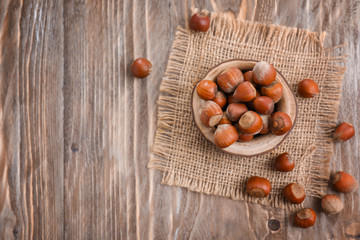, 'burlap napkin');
148,11,346,210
